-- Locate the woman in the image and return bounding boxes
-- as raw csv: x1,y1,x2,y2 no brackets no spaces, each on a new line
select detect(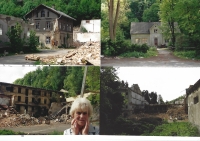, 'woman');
63,97,99,135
